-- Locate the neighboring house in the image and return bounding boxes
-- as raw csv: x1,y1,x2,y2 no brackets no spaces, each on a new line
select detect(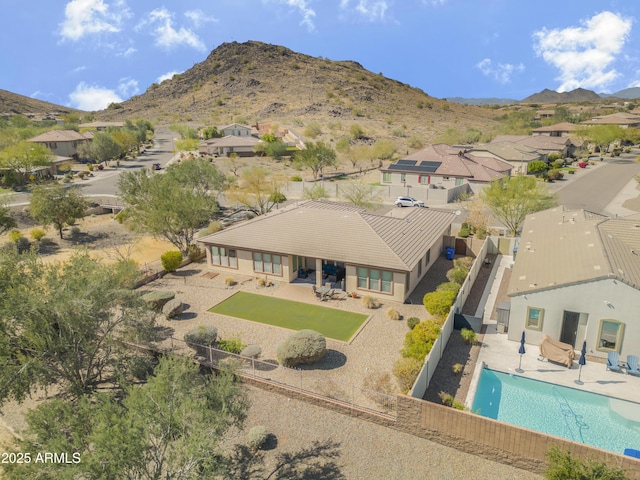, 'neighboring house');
219,123,254,137
466,142,542,175
507,207,640,361
198,135,262,157
198,200,456,303
531,122,579,137
78,121,124,131
28,129,92,159
581,112,640,128
32,155,73,176
535,109,555,120
490,134,579,159
380,144,512,192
